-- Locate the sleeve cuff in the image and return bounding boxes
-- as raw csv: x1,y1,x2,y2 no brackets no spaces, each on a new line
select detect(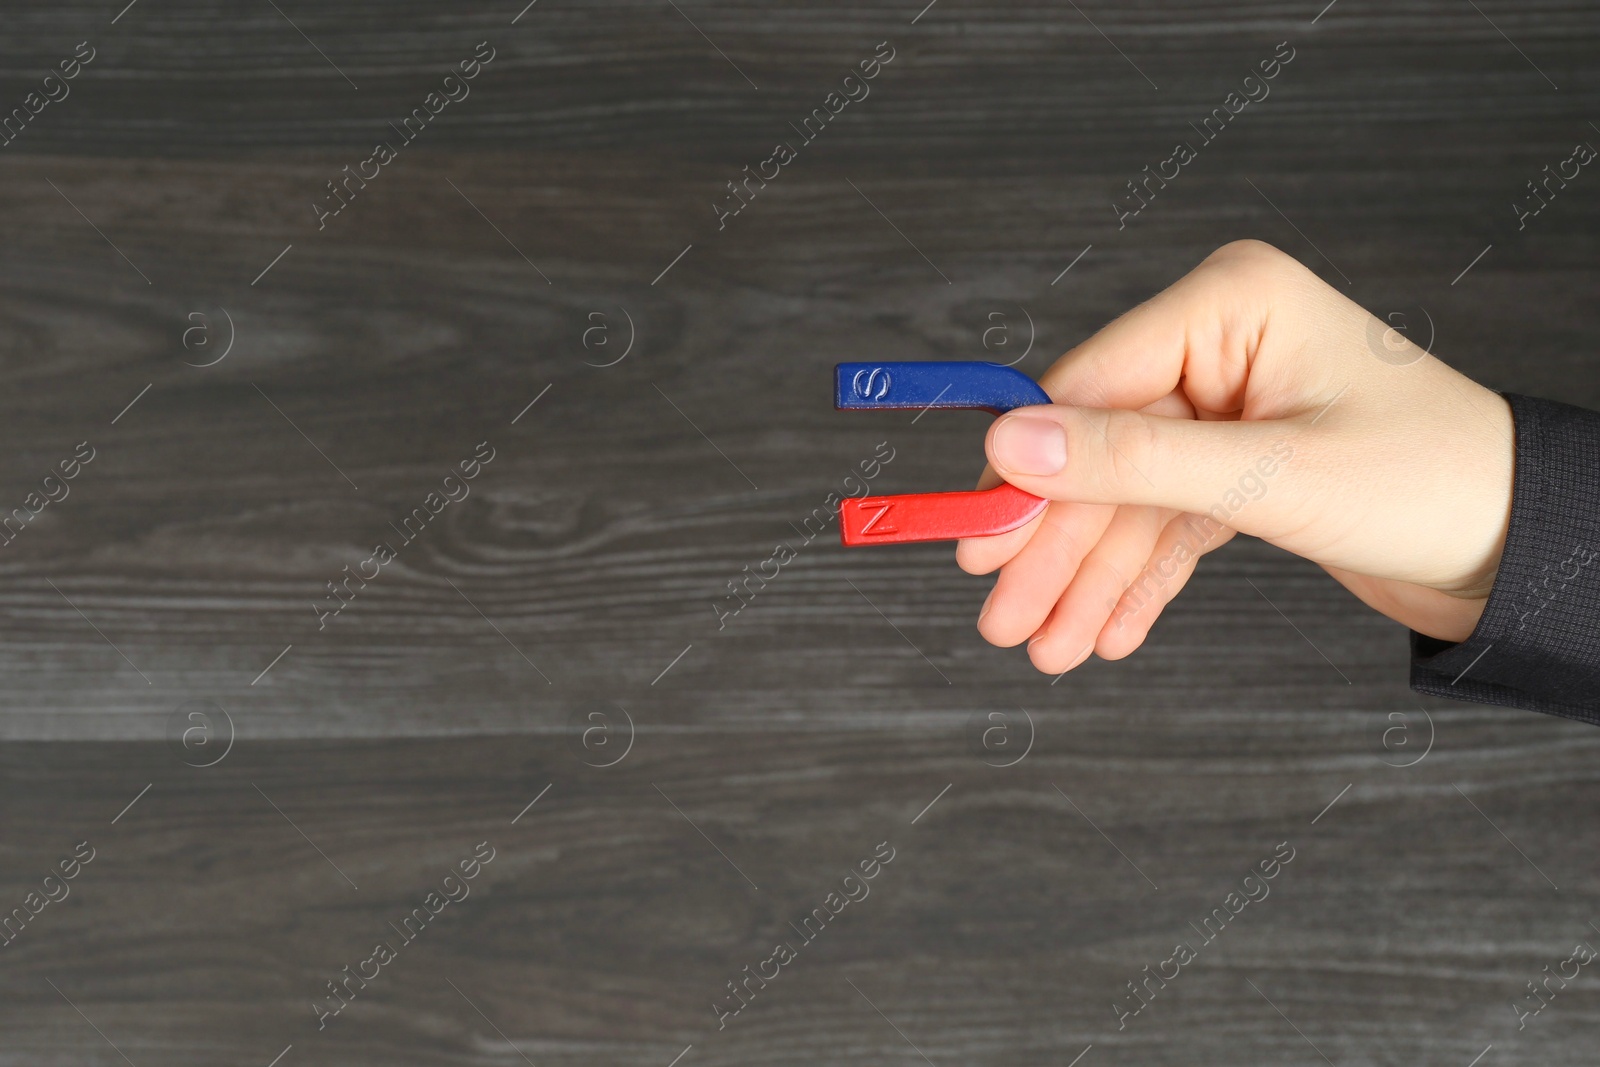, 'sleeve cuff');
1410,392,1600,727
